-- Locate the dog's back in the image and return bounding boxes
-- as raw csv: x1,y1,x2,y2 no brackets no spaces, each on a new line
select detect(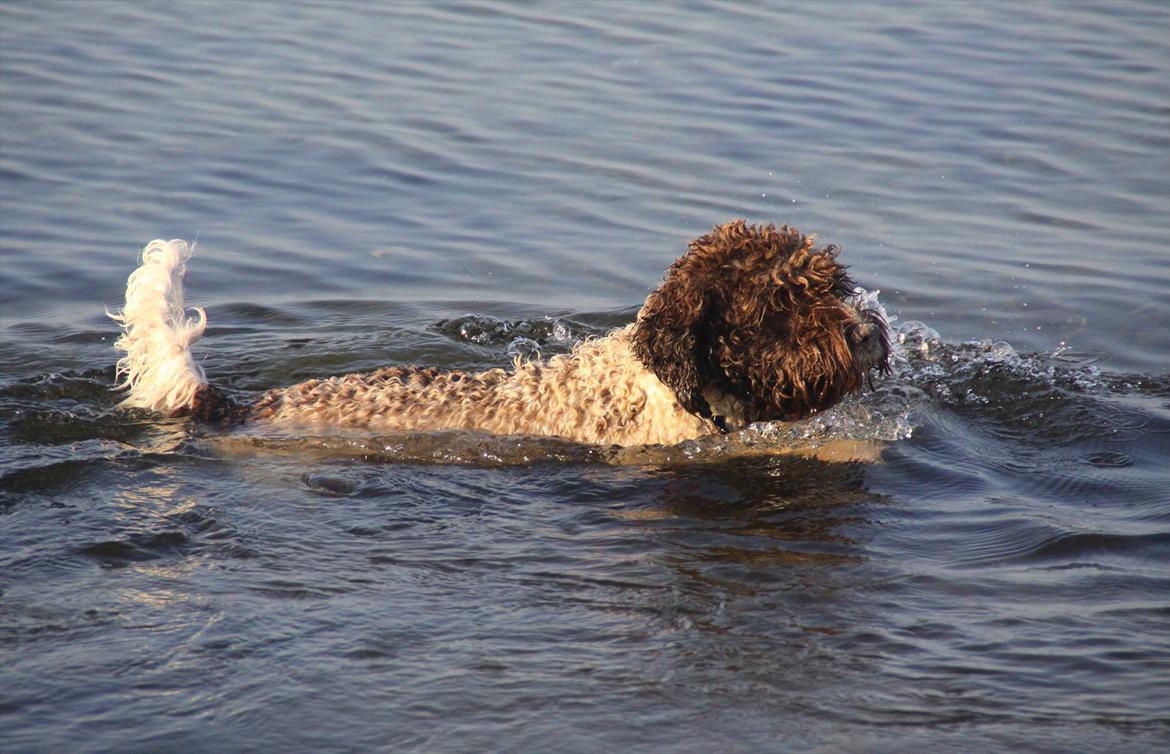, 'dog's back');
246,327,708,445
